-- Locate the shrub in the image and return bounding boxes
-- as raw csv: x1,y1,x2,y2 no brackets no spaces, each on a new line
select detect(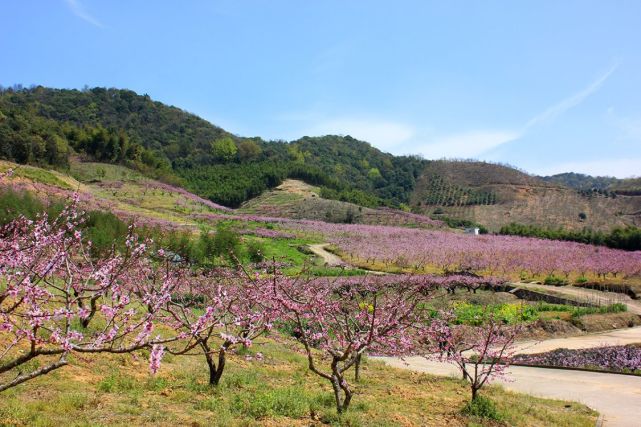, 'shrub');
543,275,568,286
212,225,241,262
462,395,502,421
246,240,264,263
